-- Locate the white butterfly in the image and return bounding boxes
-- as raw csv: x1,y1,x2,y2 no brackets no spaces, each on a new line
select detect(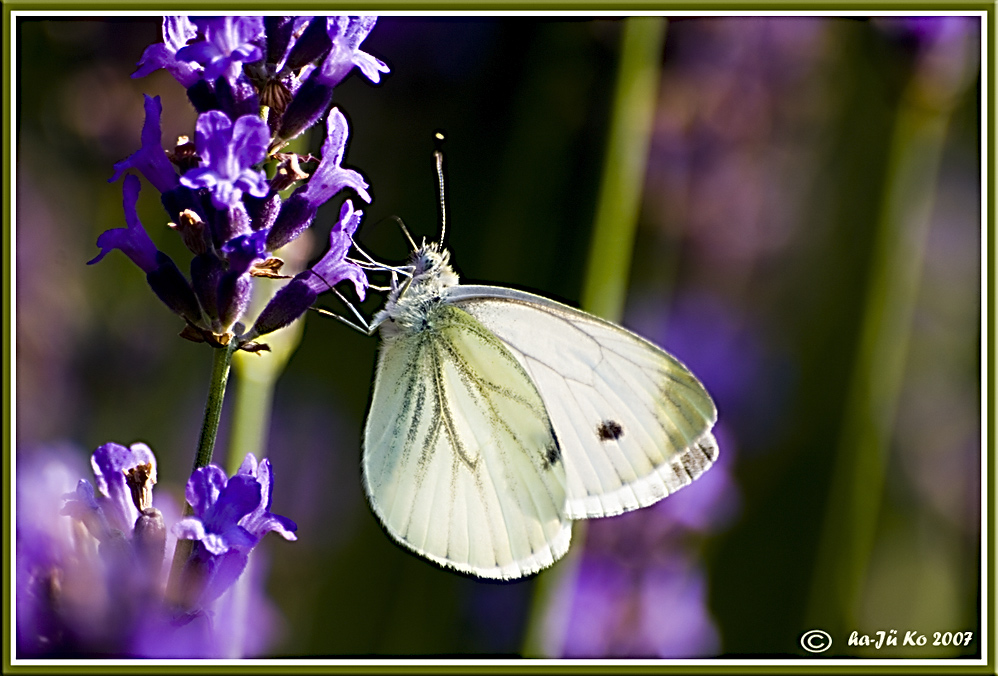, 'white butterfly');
361,242,718,580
